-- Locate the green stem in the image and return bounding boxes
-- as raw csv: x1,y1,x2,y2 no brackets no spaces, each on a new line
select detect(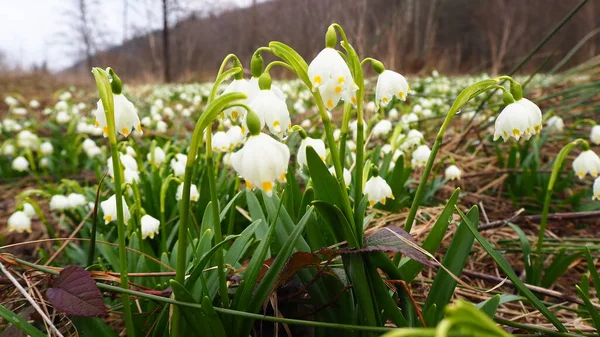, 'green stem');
535,139,588,282
338,103,352,165
206,131,229,307
132,182,143,235
160,175,179,252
